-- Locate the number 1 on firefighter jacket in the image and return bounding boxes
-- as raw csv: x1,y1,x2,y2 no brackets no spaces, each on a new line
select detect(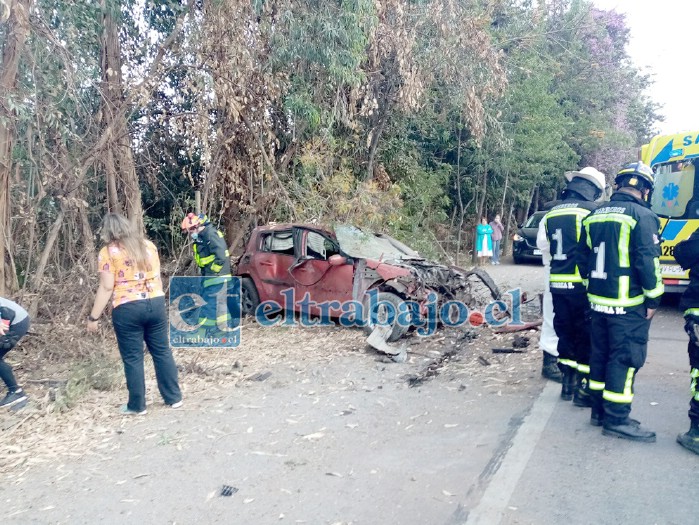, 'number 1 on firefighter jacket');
543,200,597,293
579,192,664,312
